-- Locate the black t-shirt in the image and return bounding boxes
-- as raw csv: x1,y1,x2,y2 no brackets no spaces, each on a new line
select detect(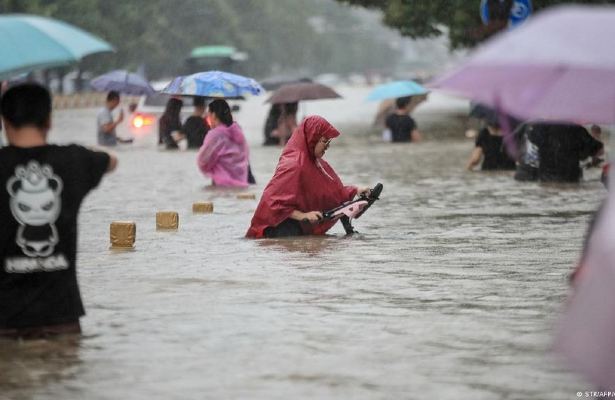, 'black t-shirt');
529,123,603,182
385,114,417,143
182,116,208,149
0,144,109,329
475,128,516,170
